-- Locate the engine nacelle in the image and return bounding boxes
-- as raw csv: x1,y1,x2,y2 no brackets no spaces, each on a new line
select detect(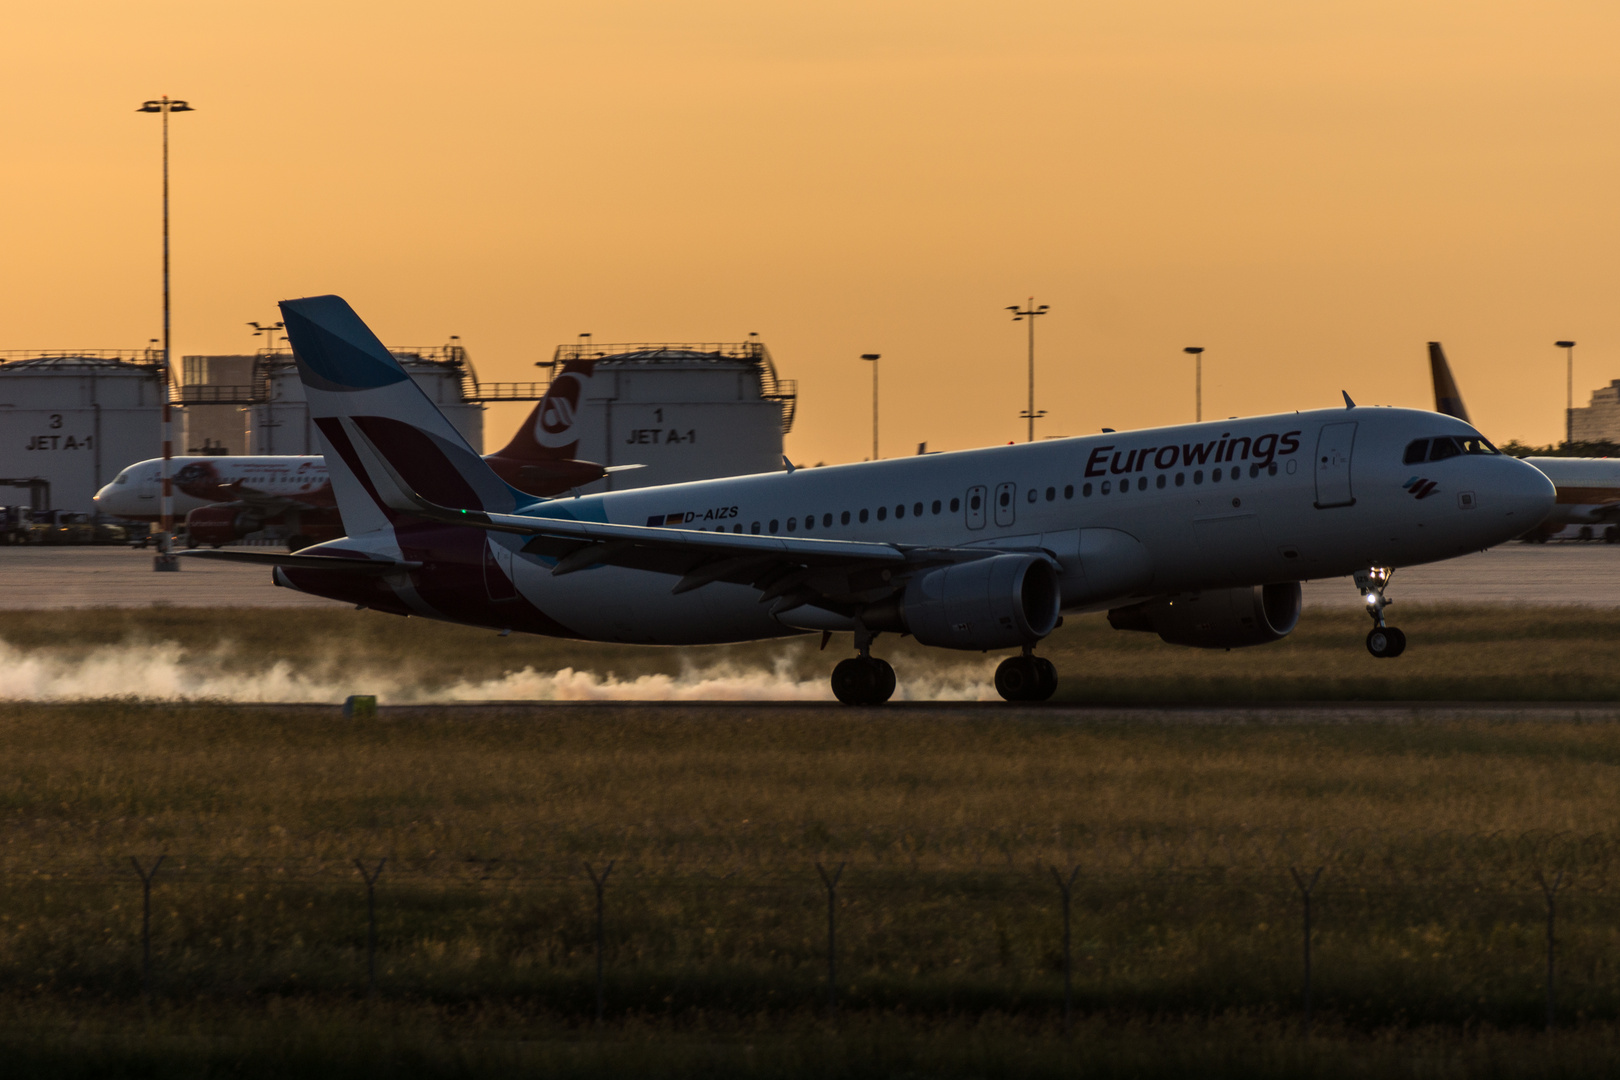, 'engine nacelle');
185,505,256,547
877,553,1062,650
1107,582,1302,648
